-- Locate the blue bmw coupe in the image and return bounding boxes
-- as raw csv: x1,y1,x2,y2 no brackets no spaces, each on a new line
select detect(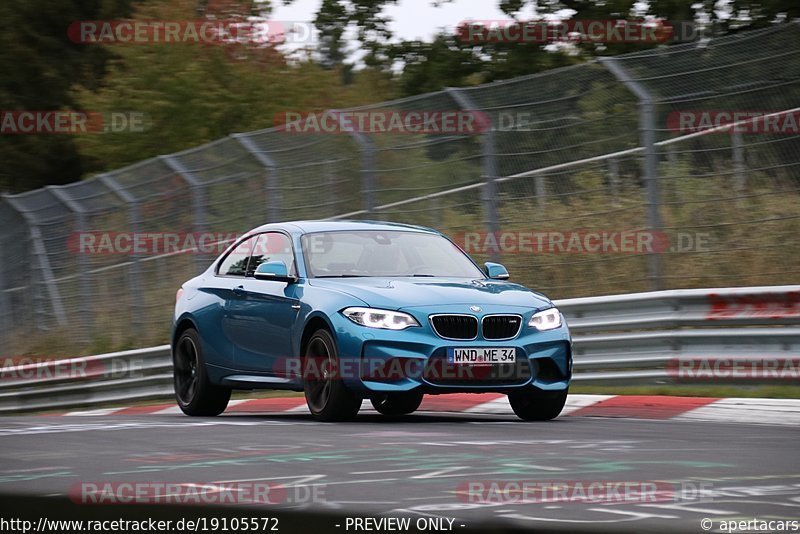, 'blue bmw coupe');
171,220,572,421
